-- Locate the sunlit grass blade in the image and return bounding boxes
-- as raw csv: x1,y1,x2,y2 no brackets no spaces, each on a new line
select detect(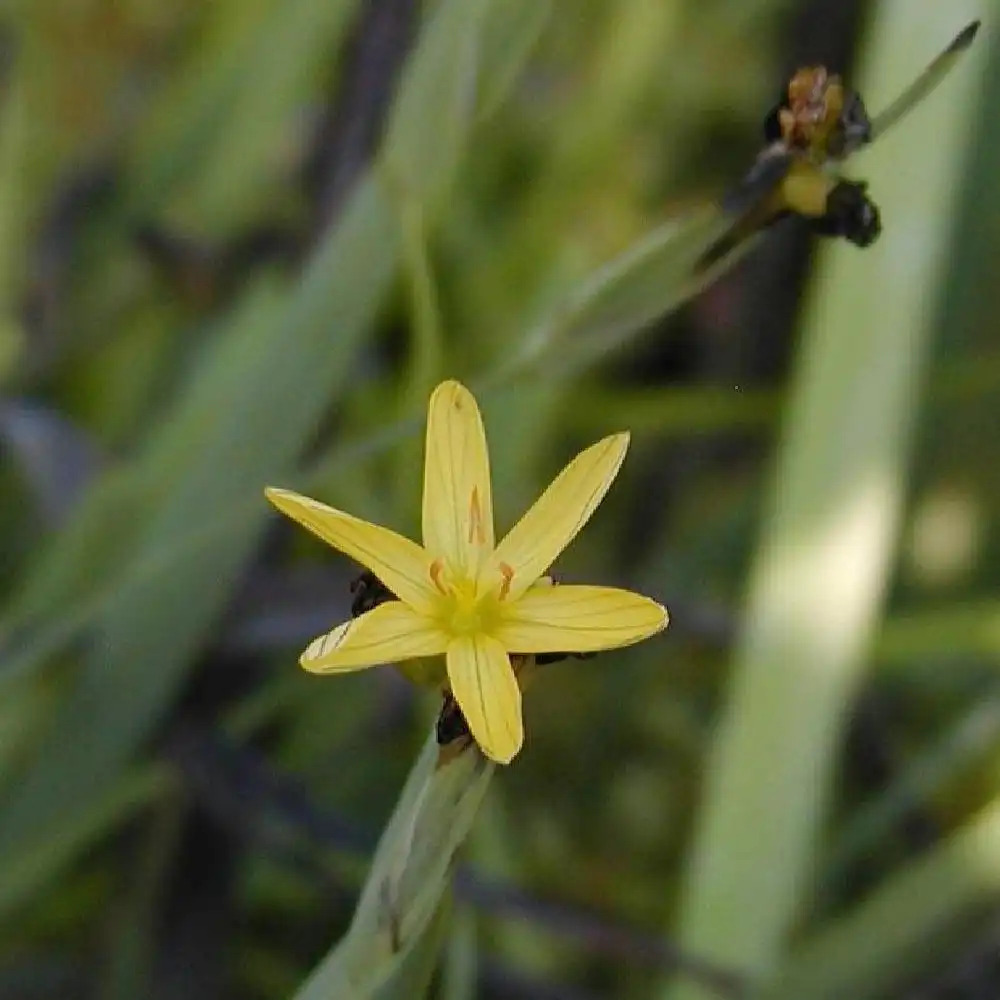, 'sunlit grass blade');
662,6,987,998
